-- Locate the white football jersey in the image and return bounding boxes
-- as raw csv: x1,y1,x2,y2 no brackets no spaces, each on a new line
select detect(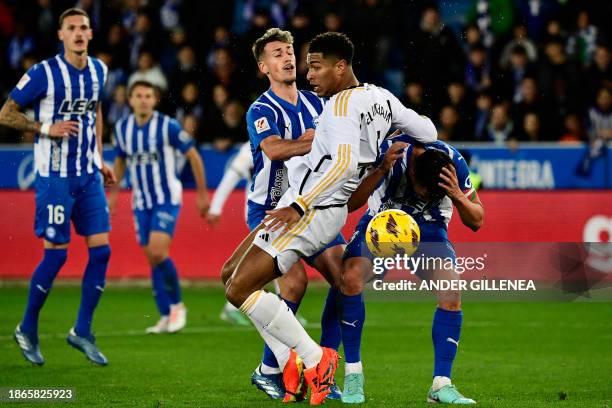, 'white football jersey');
292,83,437,212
